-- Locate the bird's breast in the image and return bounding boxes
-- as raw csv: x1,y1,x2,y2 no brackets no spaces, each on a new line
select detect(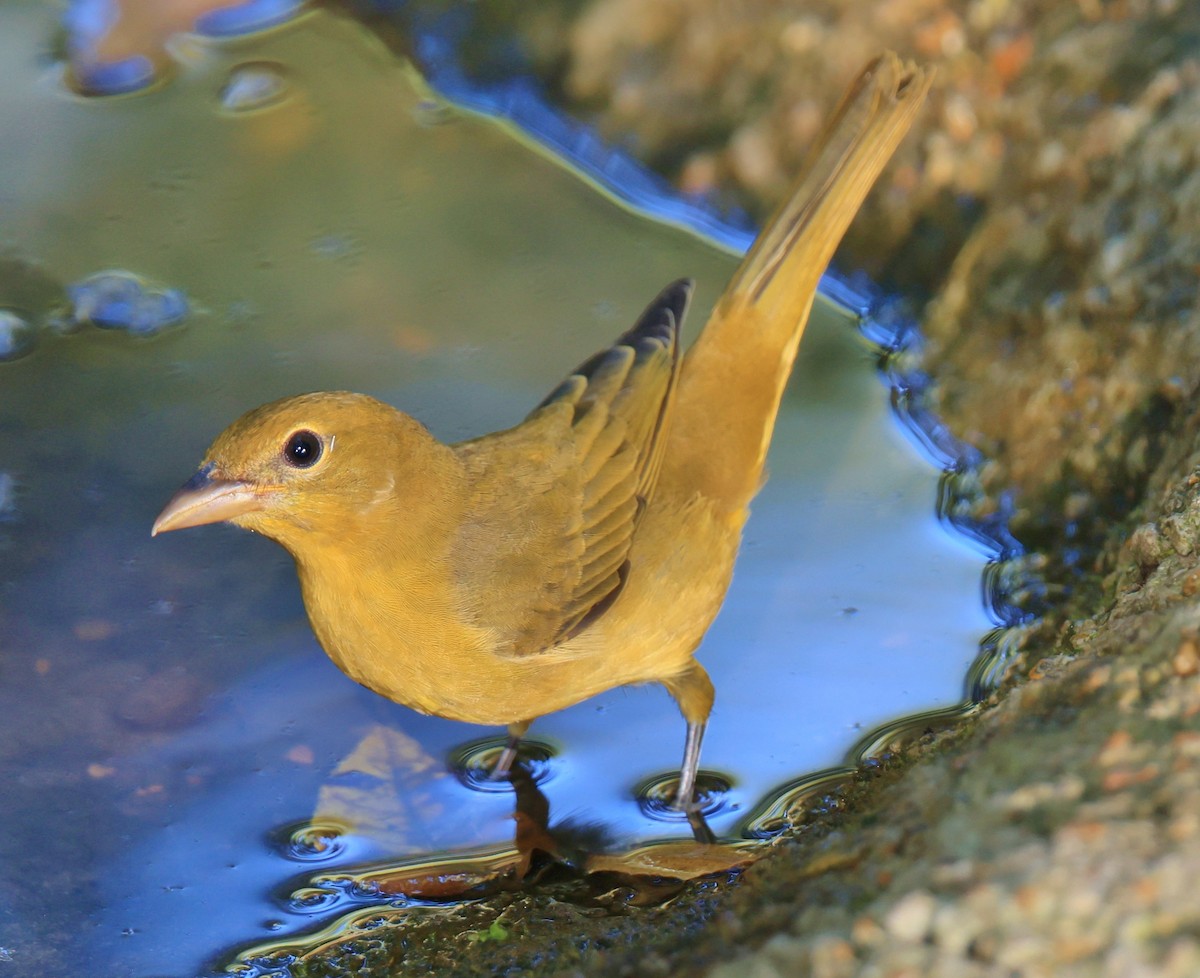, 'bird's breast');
290,490,745,726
